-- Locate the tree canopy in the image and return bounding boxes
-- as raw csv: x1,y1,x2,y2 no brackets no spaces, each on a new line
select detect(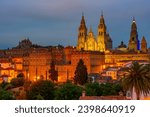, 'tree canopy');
74,59,88,85
49,60,58,82
10,77,25,88
26,80,55,100
85,82,123,96
55,82,83,100
0,82,15,100
121,61,150,100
